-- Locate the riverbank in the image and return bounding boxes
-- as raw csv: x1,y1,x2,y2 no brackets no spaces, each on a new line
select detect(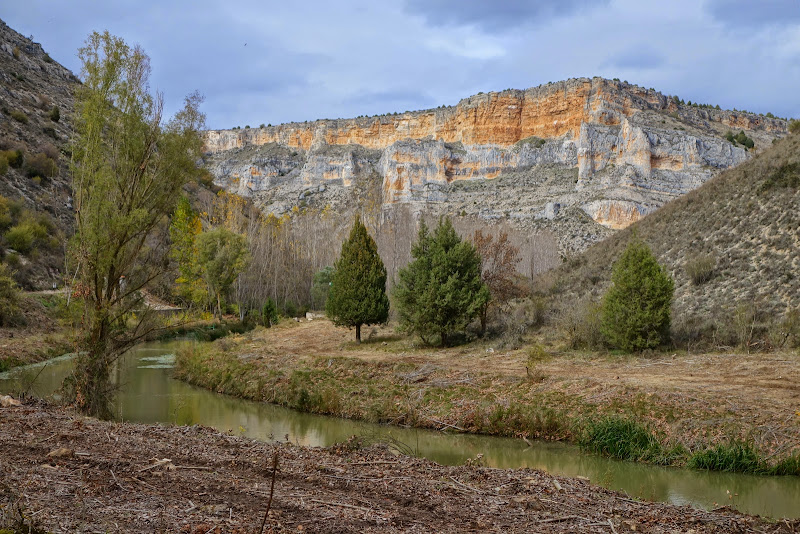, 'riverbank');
0,294,74,373
1,400,796,533
173,319,800,474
